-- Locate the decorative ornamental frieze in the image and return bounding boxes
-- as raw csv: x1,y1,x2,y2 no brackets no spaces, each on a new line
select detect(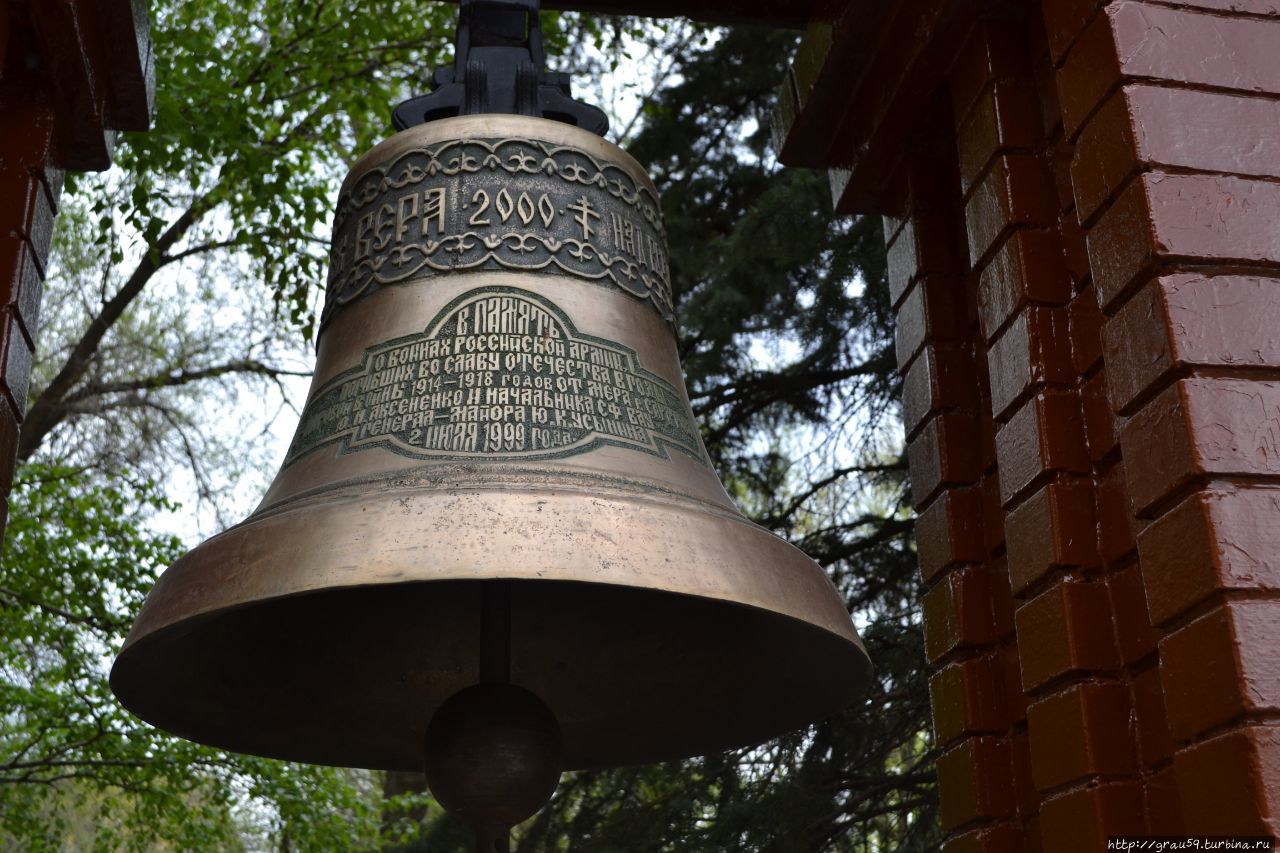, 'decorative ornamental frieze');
323,138,673,329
